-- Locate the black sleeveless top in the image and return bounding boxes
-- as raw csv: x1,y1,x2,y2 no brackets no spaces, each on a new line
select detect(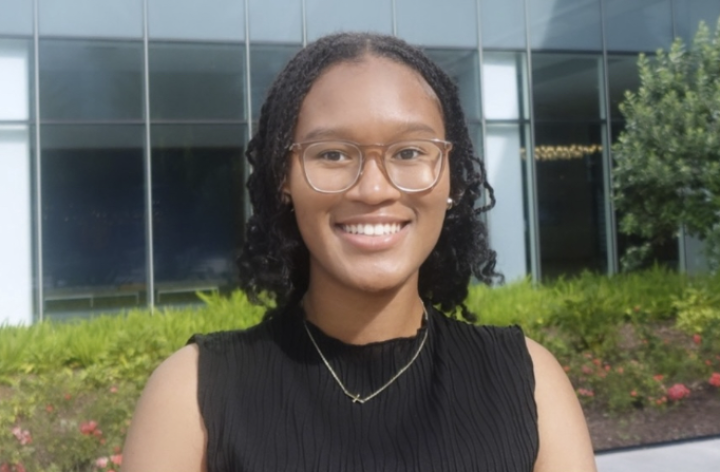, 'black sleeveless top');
189,305,539,472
